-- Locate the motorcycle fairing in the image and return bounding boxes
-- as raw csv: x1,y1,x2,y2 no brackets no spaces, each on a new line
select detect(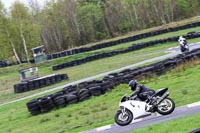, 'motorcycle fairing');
120,100,150,119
